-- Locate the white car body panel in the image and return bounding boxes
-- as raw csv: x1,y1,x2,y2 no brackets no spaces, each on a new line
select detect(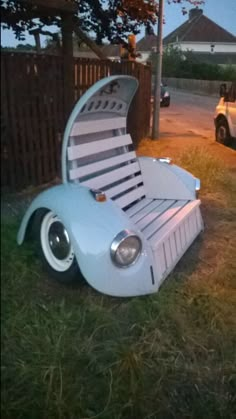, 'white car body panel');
214,83,236,139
